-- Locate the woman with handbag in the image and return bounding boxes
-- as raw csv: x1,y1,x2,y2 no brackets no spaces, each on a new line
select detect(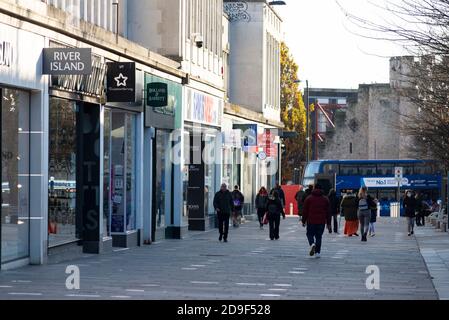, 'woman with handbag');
255,187,269,229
